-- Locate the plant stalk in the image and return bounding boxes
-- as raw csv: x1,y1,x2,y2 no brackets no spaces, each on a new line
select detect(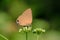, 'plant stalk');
0,34,8,40
26,32,28,40
37,35,39,40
